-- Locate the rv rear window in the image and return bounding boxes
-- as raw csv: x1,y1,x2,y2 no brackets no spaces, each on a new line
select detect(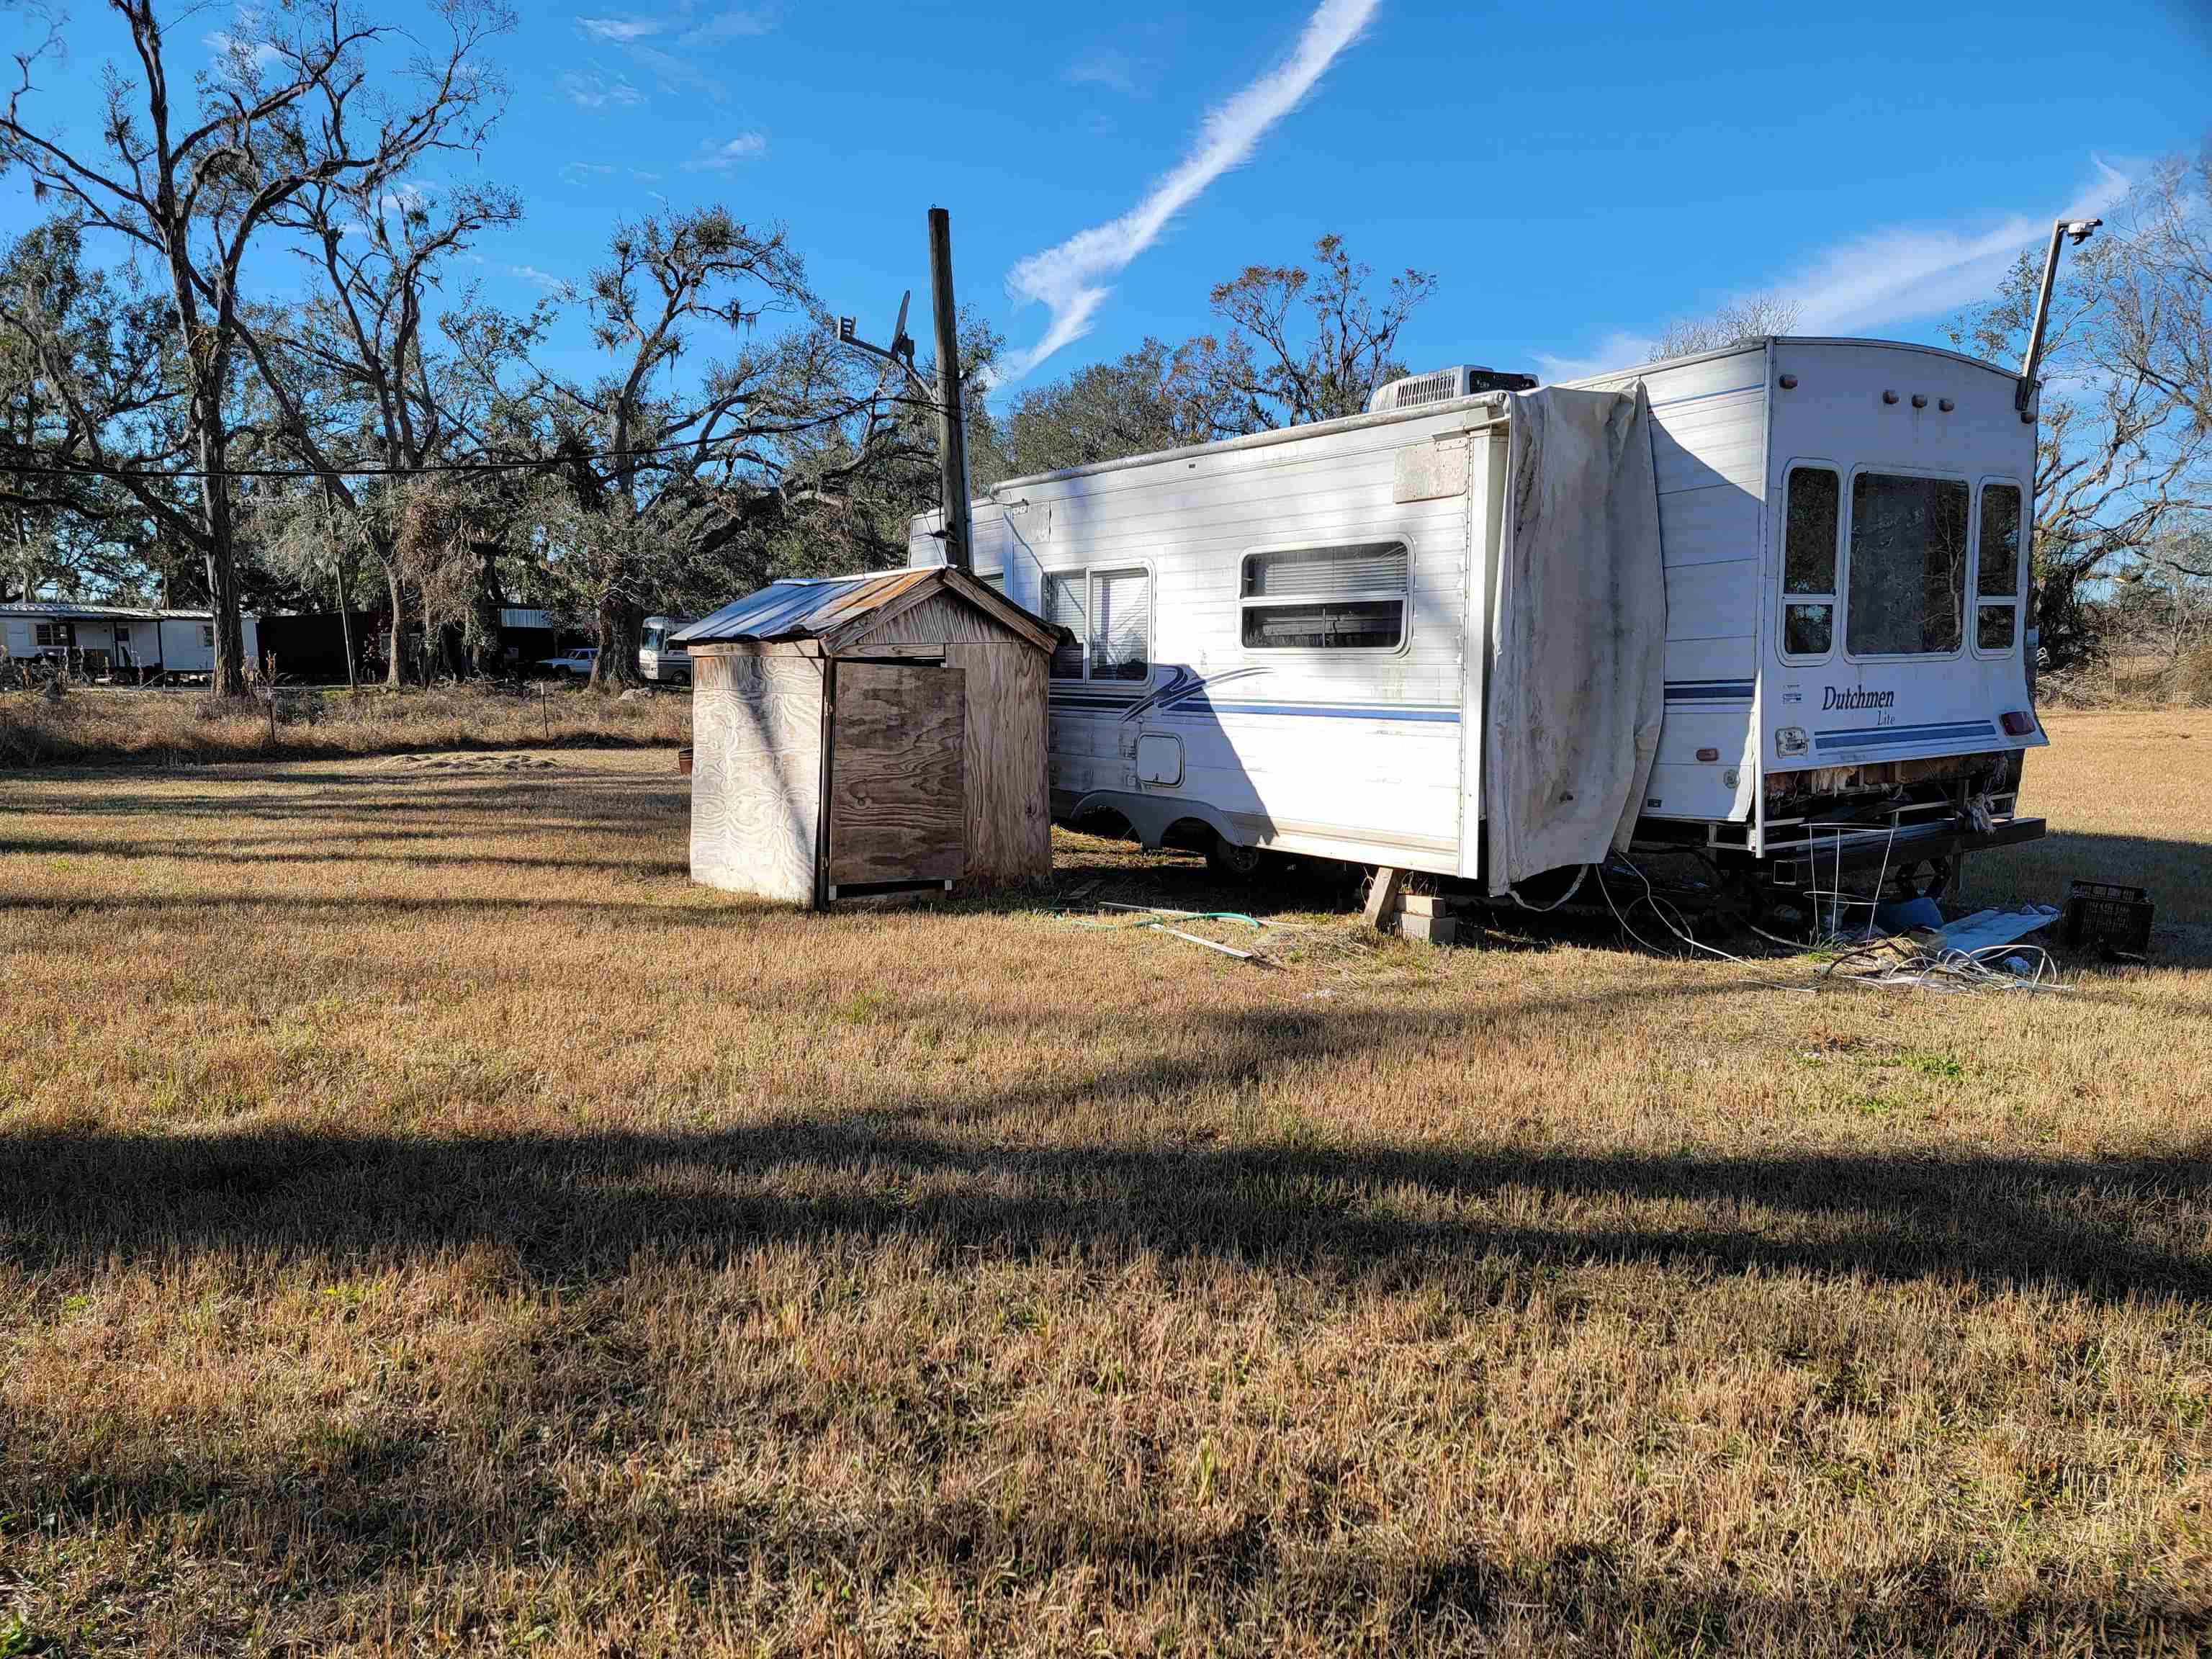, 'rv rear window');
1241,542,1408,651
1781,467,1840,659
1847,472,1969,657
1974,482,2023,655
